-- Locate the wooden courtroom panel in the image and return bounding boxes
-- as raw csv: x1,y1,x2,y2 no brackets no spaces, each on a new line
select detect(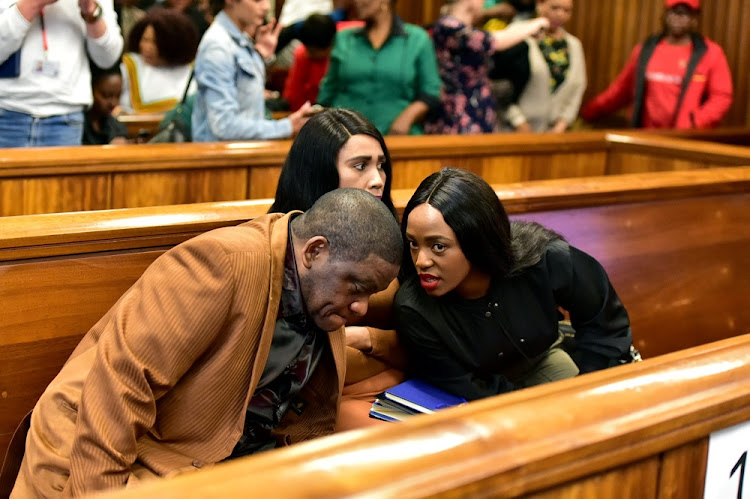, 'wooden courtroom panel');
101,335,750,498
117,114,163,141
0,175,111,216
515,193,749,358
111,168,249,208
657,439,709,499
